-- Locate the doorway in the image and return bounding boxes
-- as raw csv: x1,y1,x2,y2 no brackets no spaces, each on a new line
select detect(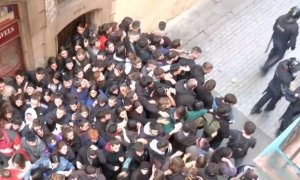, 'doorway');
56,9,103,54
